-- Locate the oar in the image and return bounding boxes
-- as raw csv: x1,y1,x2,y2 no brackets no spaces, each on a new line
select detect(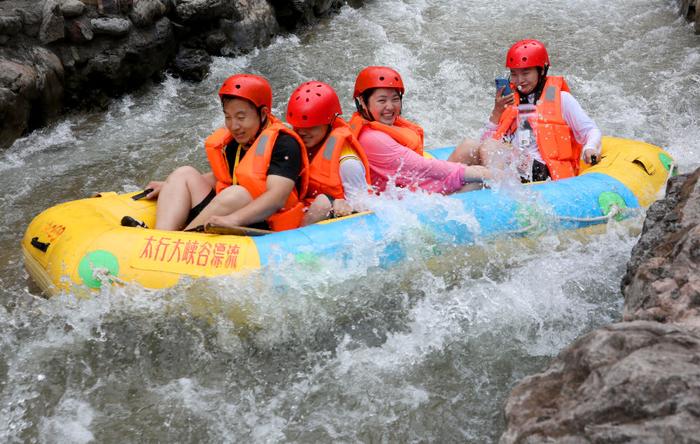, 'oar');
200,223,273,237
